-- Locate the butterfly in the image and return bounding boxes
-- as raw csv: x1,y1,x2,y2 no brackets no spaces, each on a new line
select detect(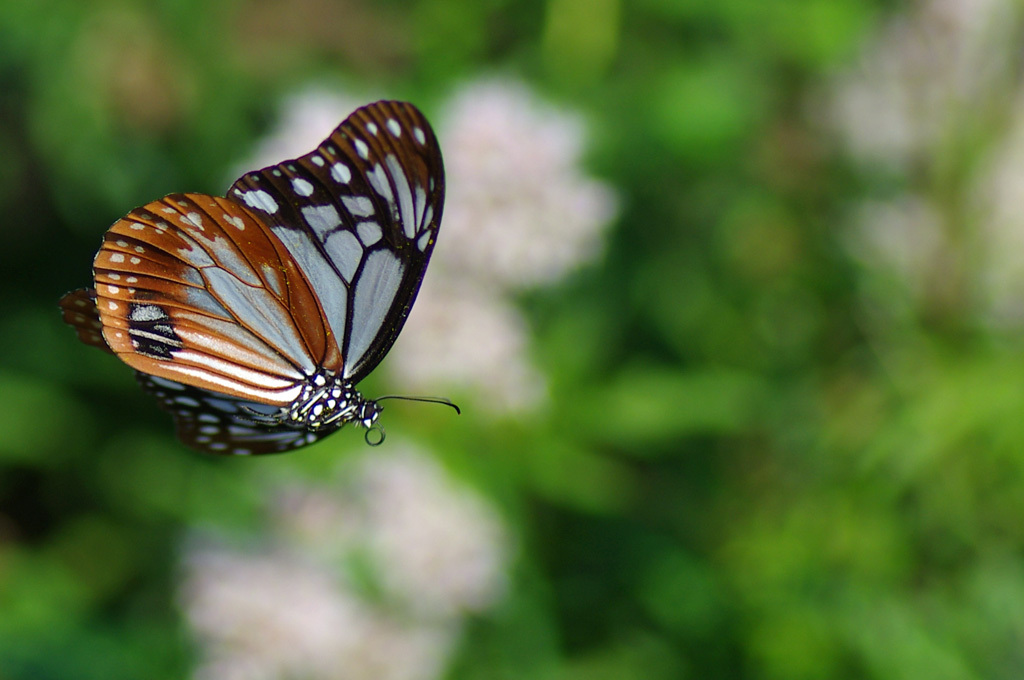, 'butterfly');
59,100,455,455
